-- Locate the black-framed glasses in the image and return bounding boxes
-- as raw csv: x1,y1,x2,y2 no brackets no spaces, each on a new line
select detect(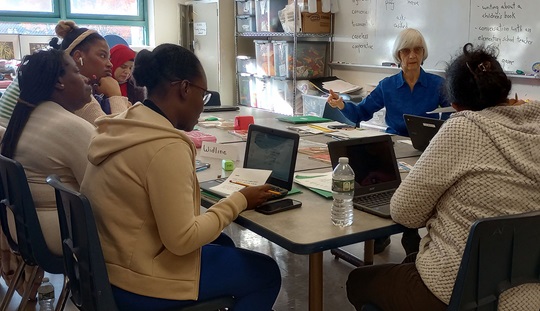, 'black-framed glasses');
171,80,212,105
400,46,424,56
188,81,212,105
